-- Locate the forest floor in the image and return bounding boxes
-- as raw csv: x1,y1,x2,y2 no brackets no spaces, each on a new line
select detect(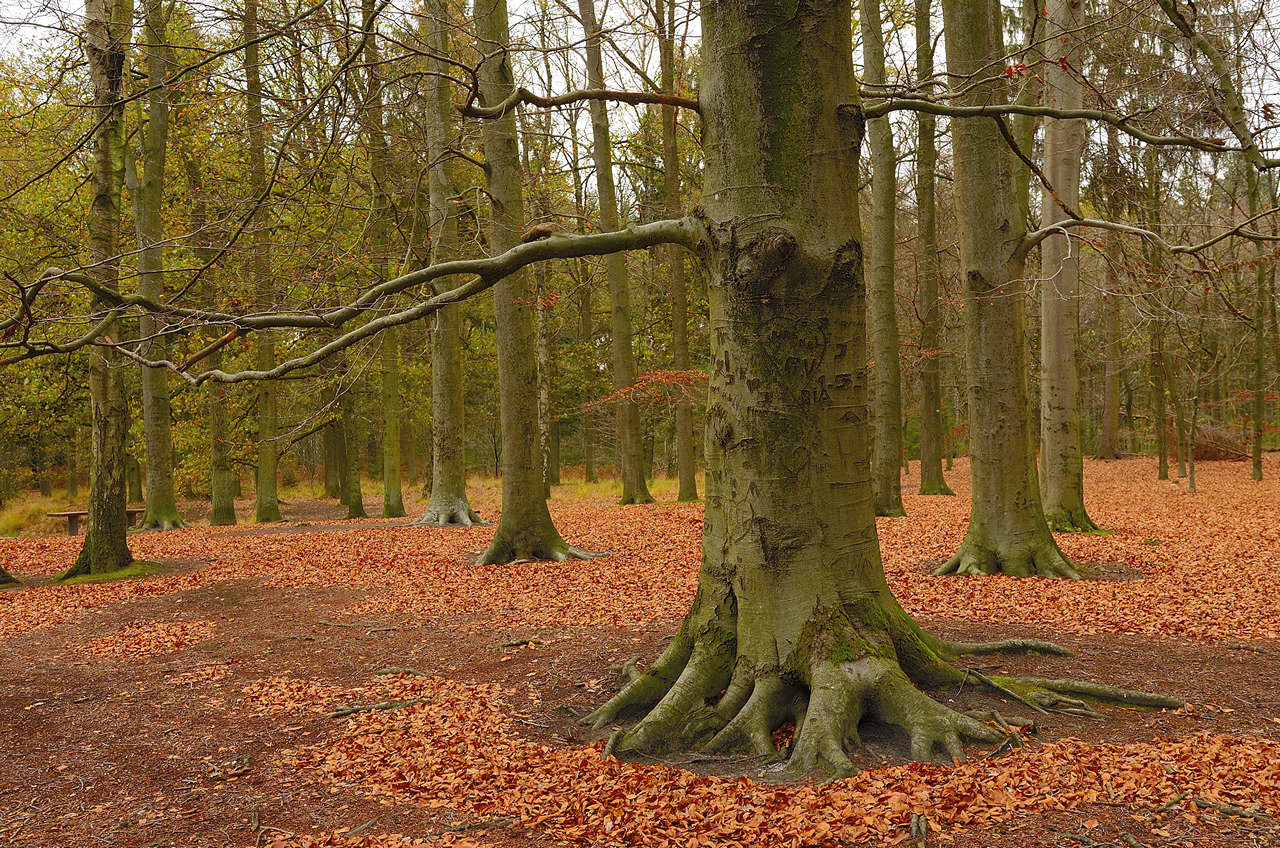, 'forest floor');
1,456,1279,848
